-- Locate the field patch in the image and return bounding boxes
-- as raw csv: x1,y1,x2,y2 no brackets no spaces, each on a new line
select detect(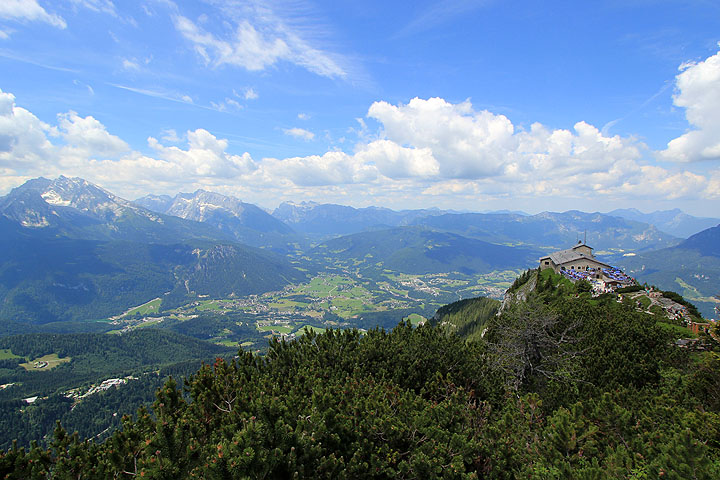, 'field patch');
20,354,71,371
297,325,327,335
405,313,426,326
257,325,294,334
0,349,22,360
123,298,162,317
